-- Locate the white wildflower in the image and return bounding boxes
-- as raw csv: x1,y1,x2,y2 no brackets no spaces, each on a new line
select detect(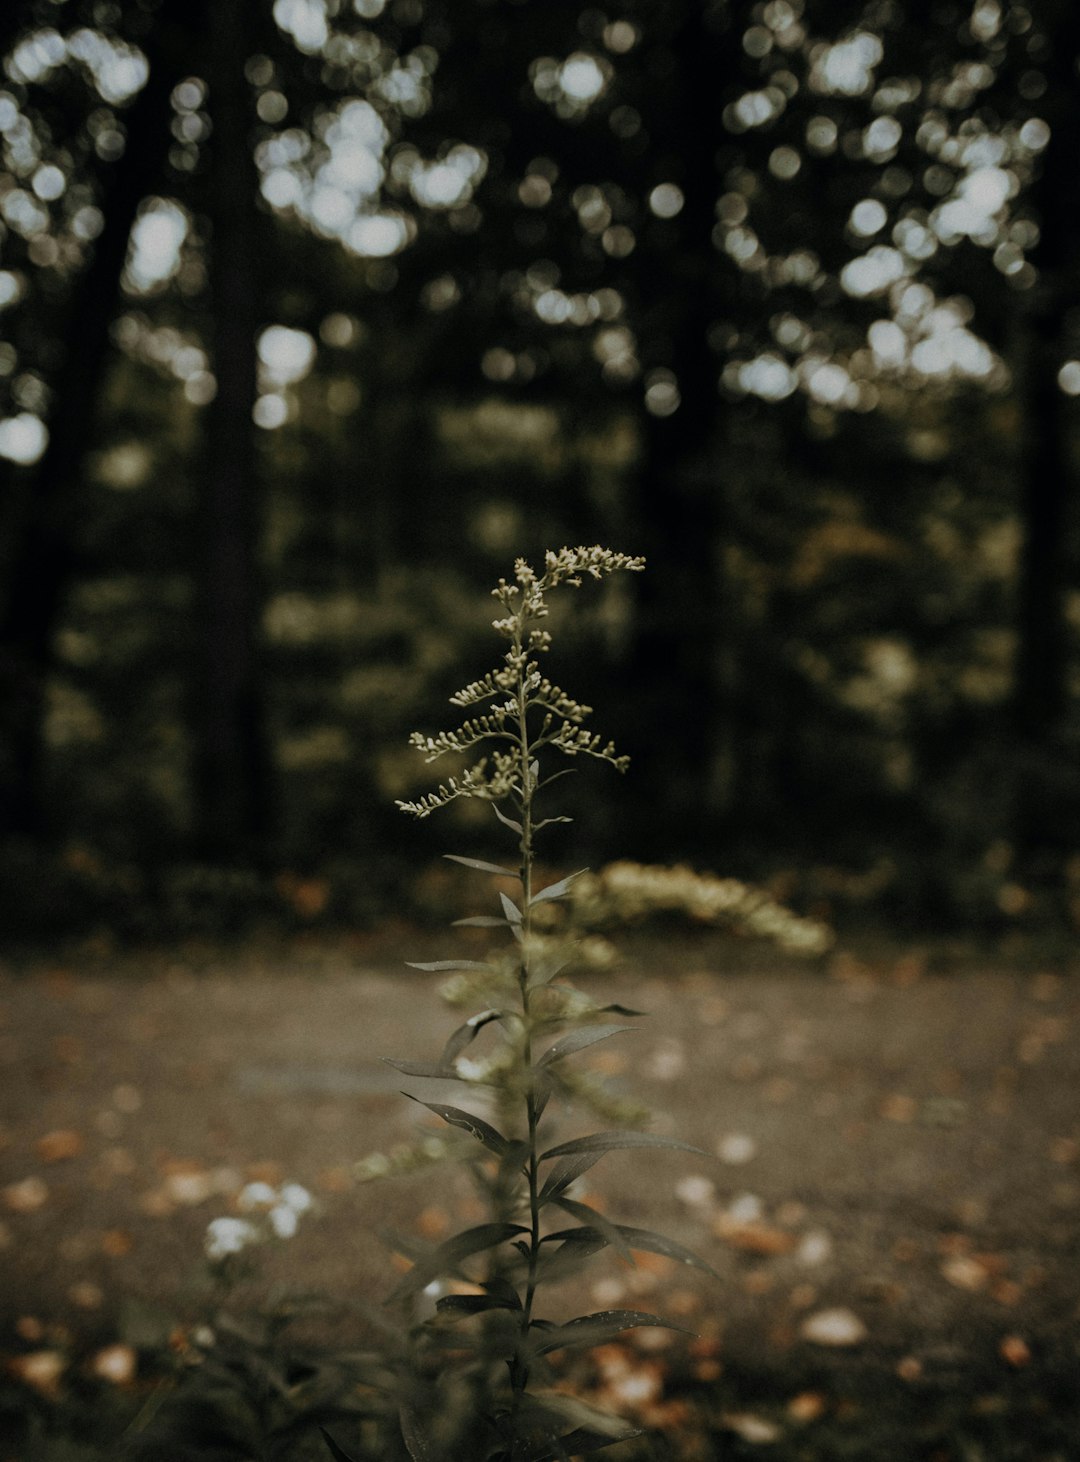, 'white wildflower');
204,1217,260,1261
